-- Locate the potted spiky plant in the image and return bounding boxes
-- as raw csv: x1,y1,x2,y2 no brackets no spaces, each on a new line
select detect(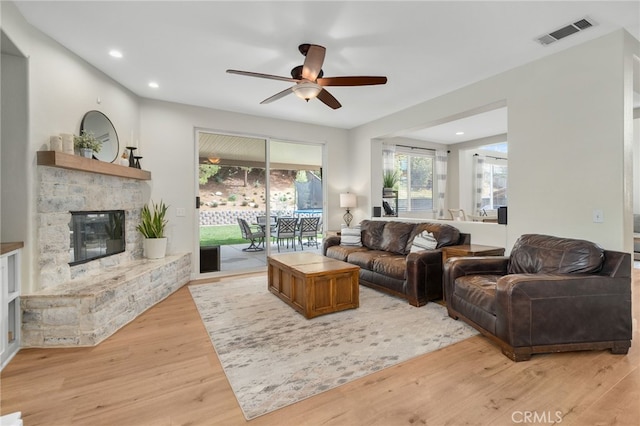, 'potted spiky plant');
136,200,169,259
383,169,399,196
